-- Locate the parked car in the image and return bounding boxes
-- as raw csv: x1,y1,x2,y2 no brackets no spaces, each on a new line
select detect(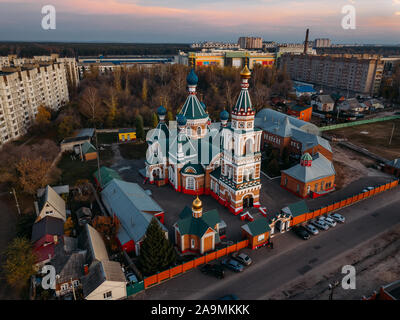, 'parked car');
304,223,319,235
292,226,311,240
329,213,345,223
320,216,337,227
232,253,252,266
362,189,369,193
218,294,239,300
221,259,244,272
200,264,225,279
311,219,329,230
367,186,374,191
